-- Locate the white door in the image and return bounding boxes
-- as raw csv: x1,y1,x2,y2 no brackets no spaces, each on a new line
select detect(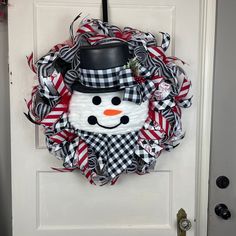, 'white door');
8,0,200,236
